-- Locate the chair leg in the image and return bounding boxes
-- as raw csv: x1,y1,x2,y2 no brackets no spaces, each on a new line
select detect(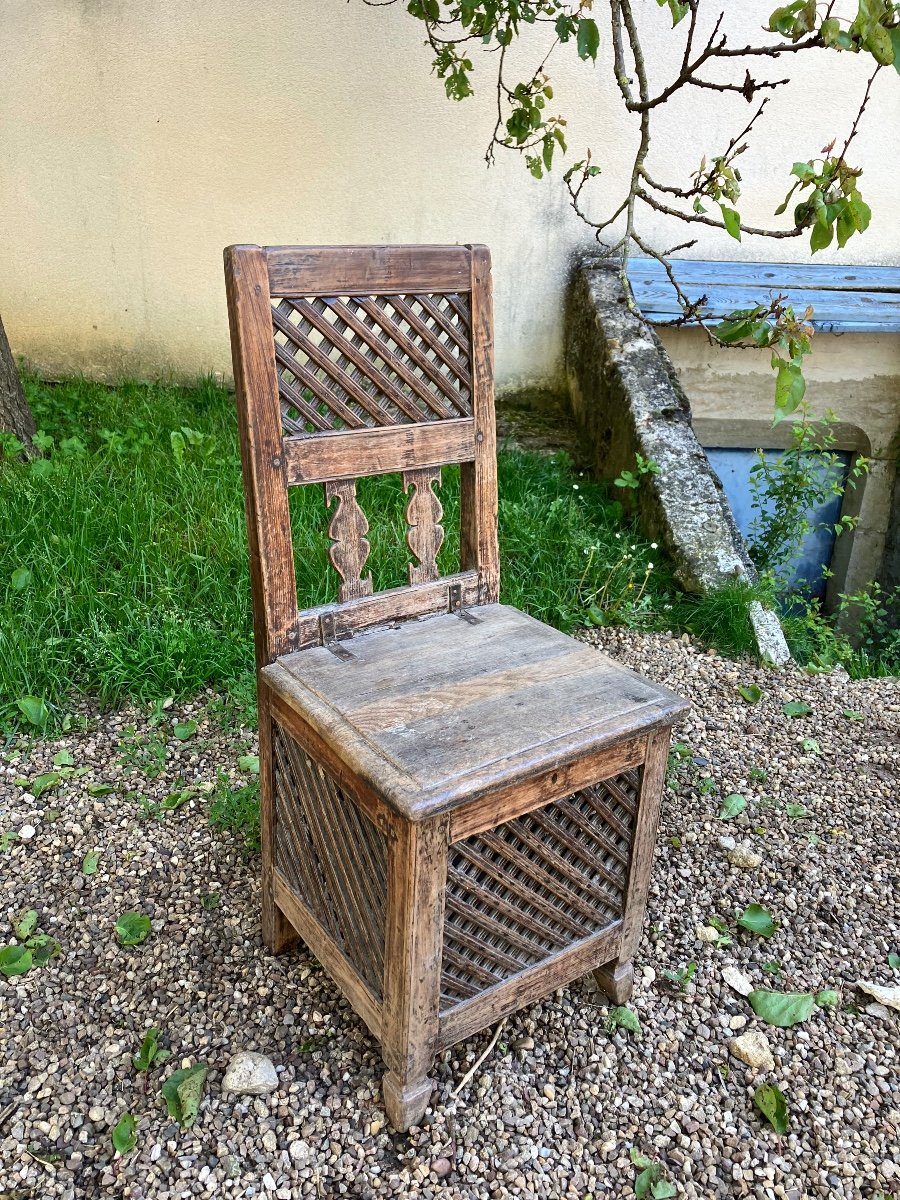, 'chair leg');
594,728,671,1006
381,818,448,1131
259,686,299,955
593,960,634,1004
